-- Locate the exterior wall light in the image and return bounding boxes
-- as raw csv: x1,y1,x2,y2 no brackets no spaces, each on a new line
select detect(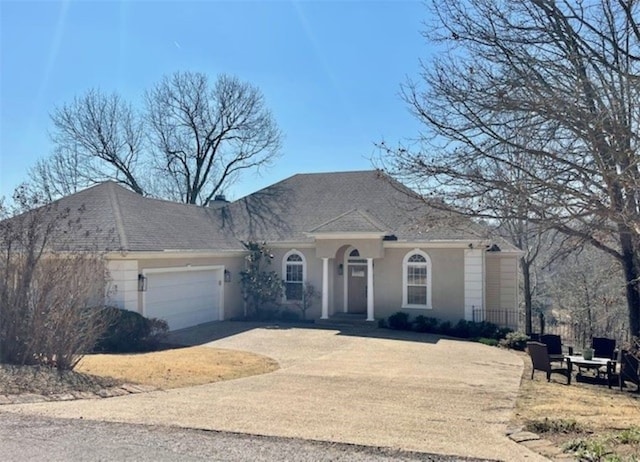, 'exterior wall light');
224,269,231,283
138,274,147,292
